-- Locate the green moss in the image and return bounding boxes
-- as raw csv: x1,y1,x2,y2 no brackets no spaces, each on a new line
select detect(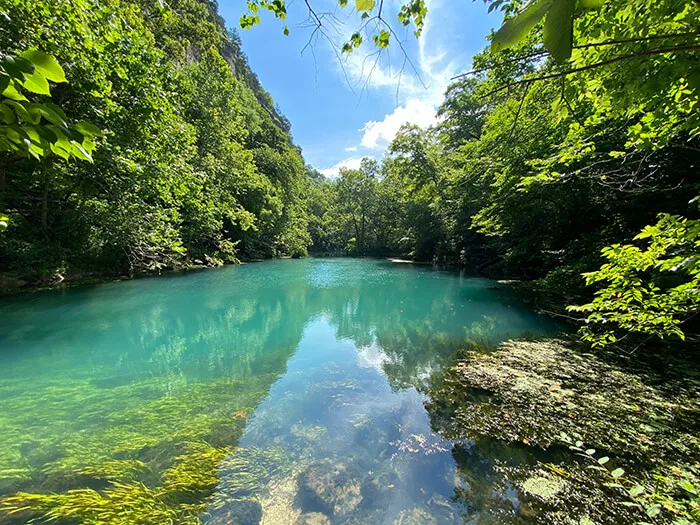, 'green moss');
520,474,565,502
427,338,700,524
